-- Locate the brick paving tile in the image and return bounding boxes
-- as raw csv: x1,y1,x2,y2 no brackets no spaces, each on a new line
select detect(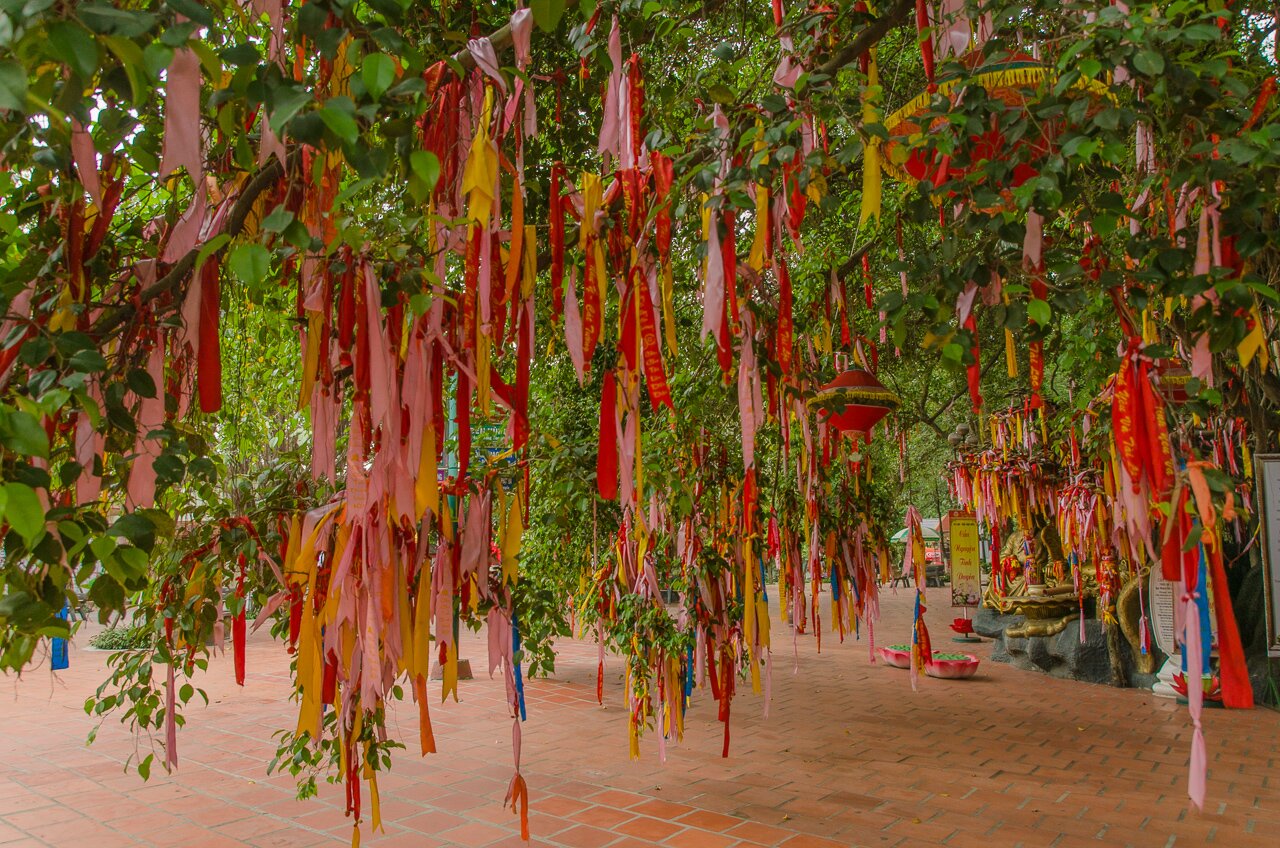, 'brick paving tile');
661,829,738,848
676,810,744,832
632,799,696,820
568,804,636,829
552,824,619,847
615,816,686,841
4,593,1279,848
437,821,512,846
